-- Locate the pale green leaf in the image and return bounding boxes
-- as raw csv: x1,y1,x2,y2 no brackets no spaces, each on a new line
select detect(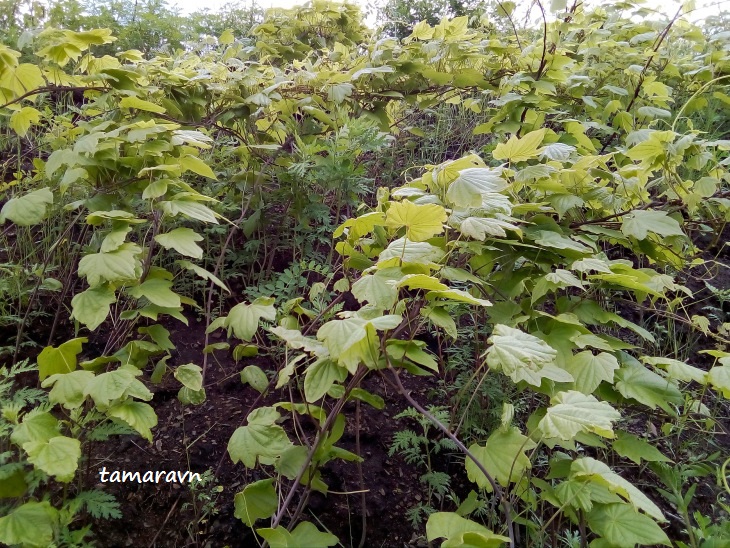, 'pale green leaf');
485,325,563,386
385,200,446,241
563,351,619,393
493,129,547,163
9,106,41,137
305,359,346,402
0,502,56,548
379,238,445,266
228,407,292,468
174,363,203,391
426,512,509,547
78,247,139,286
225,297,276,341
588,503,670,547
538,391,621,440
0,188,53,226
37,337,87,380
128,278,181,308
458,216,520,240
119,95,166,114
351,271,399,310
641,356,707,384
571,457,665,521
11,412,59,446
615,360,682,413
465,427,536,491
241,365,269,393
107,401,157,442
71,285,116,331
155,228,204,259
613,431,672,465
42,370,95,409
257,521,338,548
707,365,730,397
234,479,277,526
180,154,217,179
621,210,685,240
446,168,508,208
24,435,81,482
